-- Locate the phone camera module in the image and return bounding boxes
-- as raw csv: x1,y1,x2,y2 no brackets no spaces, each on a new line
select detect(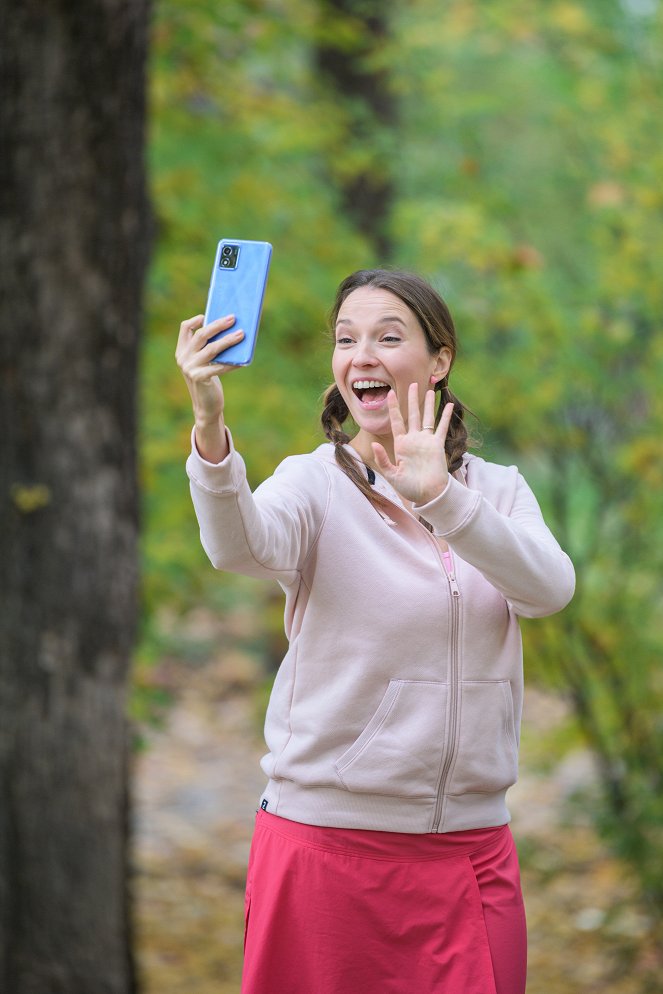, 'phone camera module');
220,244,239,270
